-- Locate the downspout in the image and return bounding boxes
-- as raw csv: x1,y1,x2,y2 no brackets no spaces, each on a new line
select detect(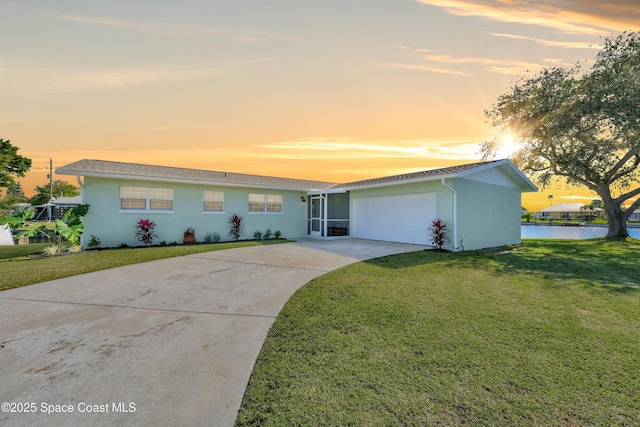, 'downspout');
441,178,461,252
76,176,85,247
76,176,84,194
